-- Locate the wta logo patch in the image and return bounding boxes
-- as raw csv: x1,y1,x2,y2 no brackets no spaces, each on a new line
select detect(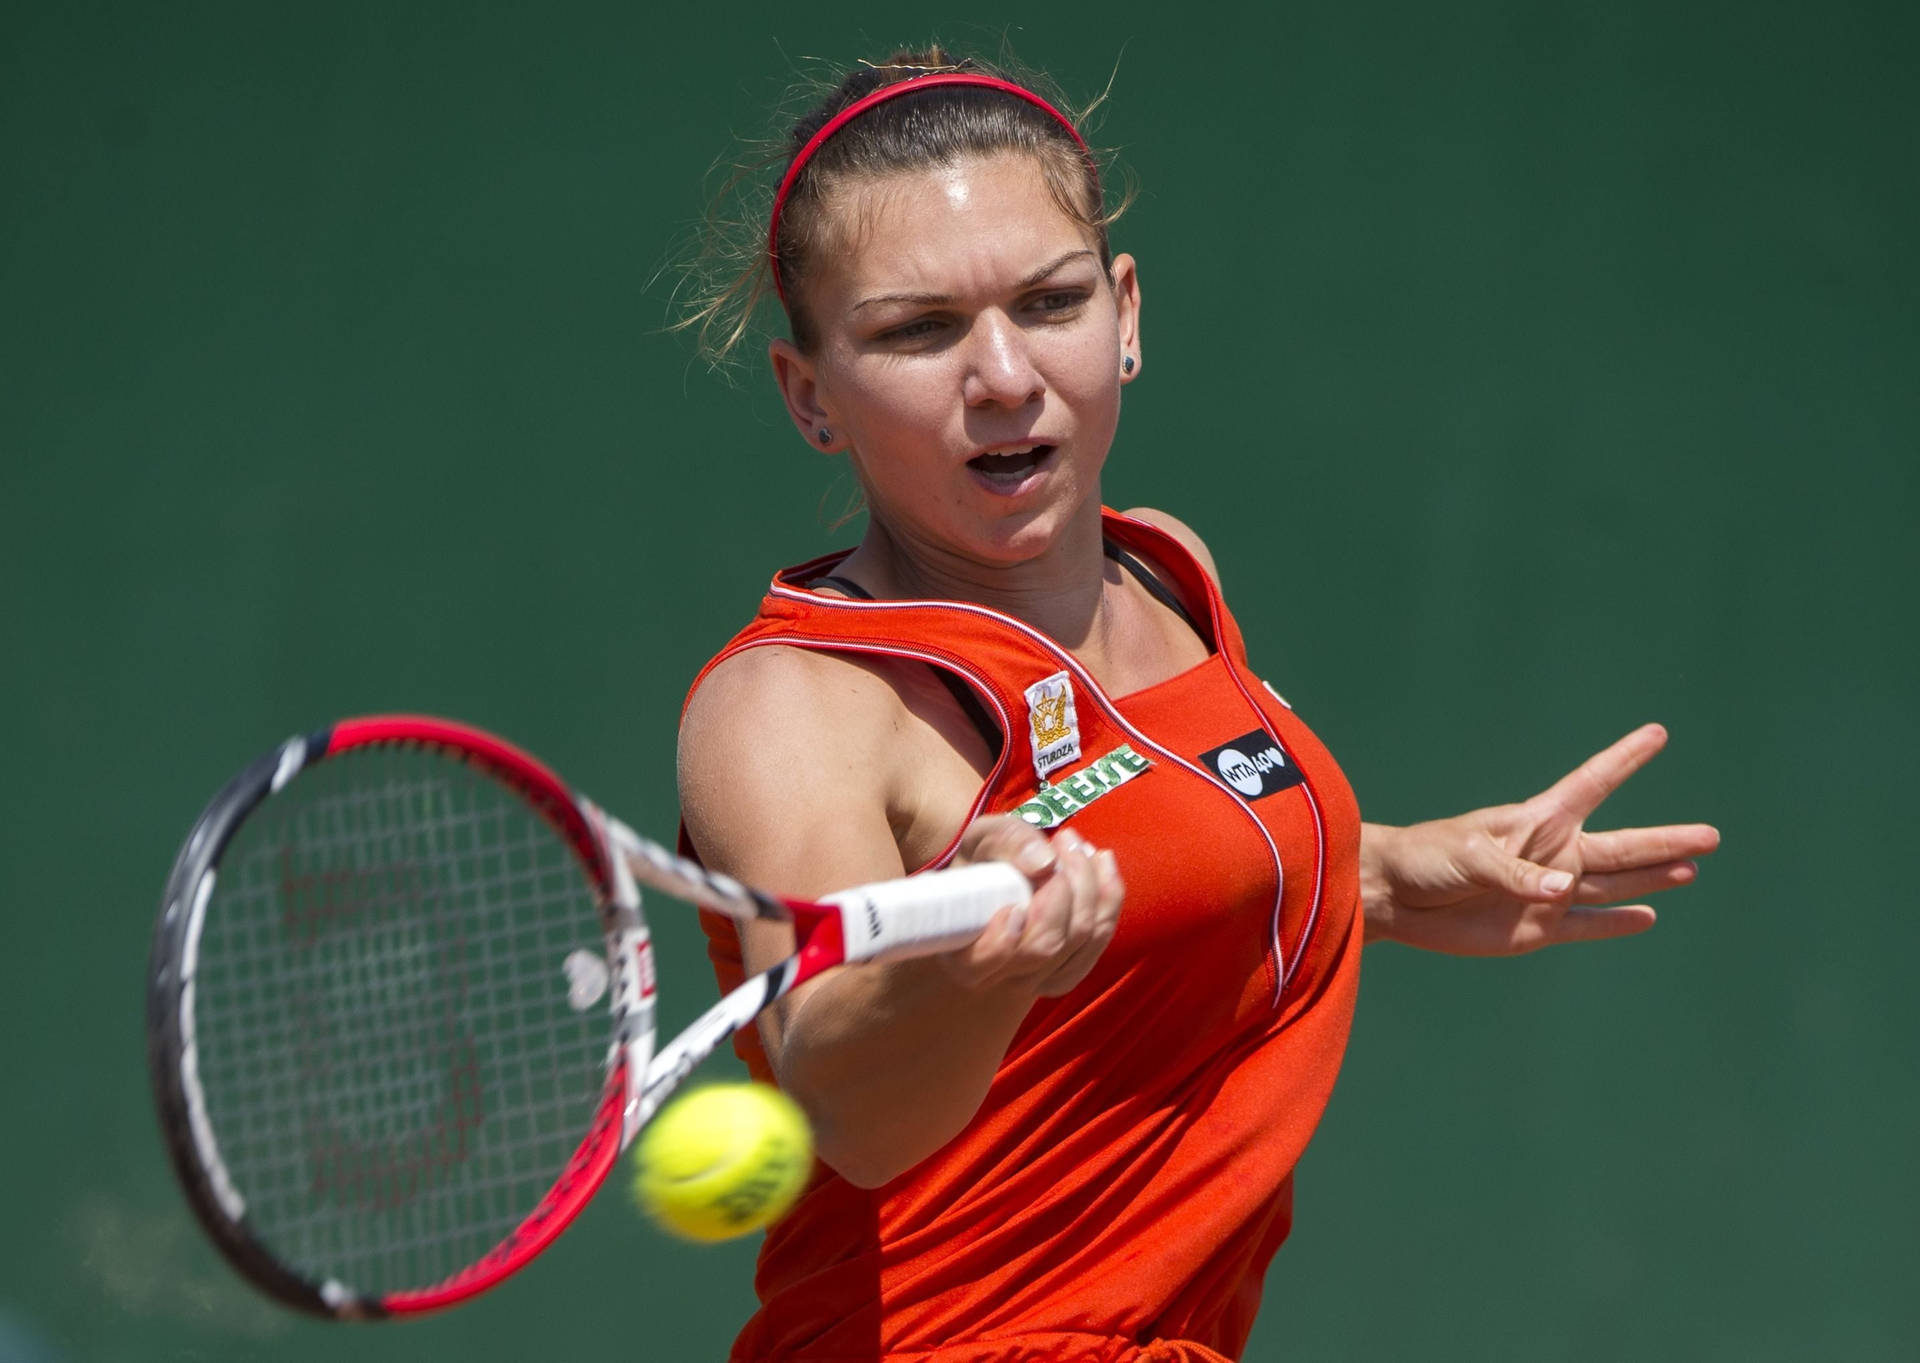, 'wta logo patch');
1199,729,1302,800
